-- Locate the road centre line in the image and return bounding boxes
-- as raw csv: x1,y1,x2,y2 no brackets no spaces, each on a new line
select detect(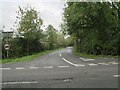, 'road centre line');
109,62,119,64
75,64,85,67
44,66,53,68
87,59,95,60
1,62,118,71
29,67,39,69
113,75,120,78
103,63,110,65
98,63,109,65
16,67,24,70
88,63,98,66
80,57,95,61
109,62,116,63
112,63,119,64
0,68,11,70
0,81,38,85
58,66,69,68
98,63,106,64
